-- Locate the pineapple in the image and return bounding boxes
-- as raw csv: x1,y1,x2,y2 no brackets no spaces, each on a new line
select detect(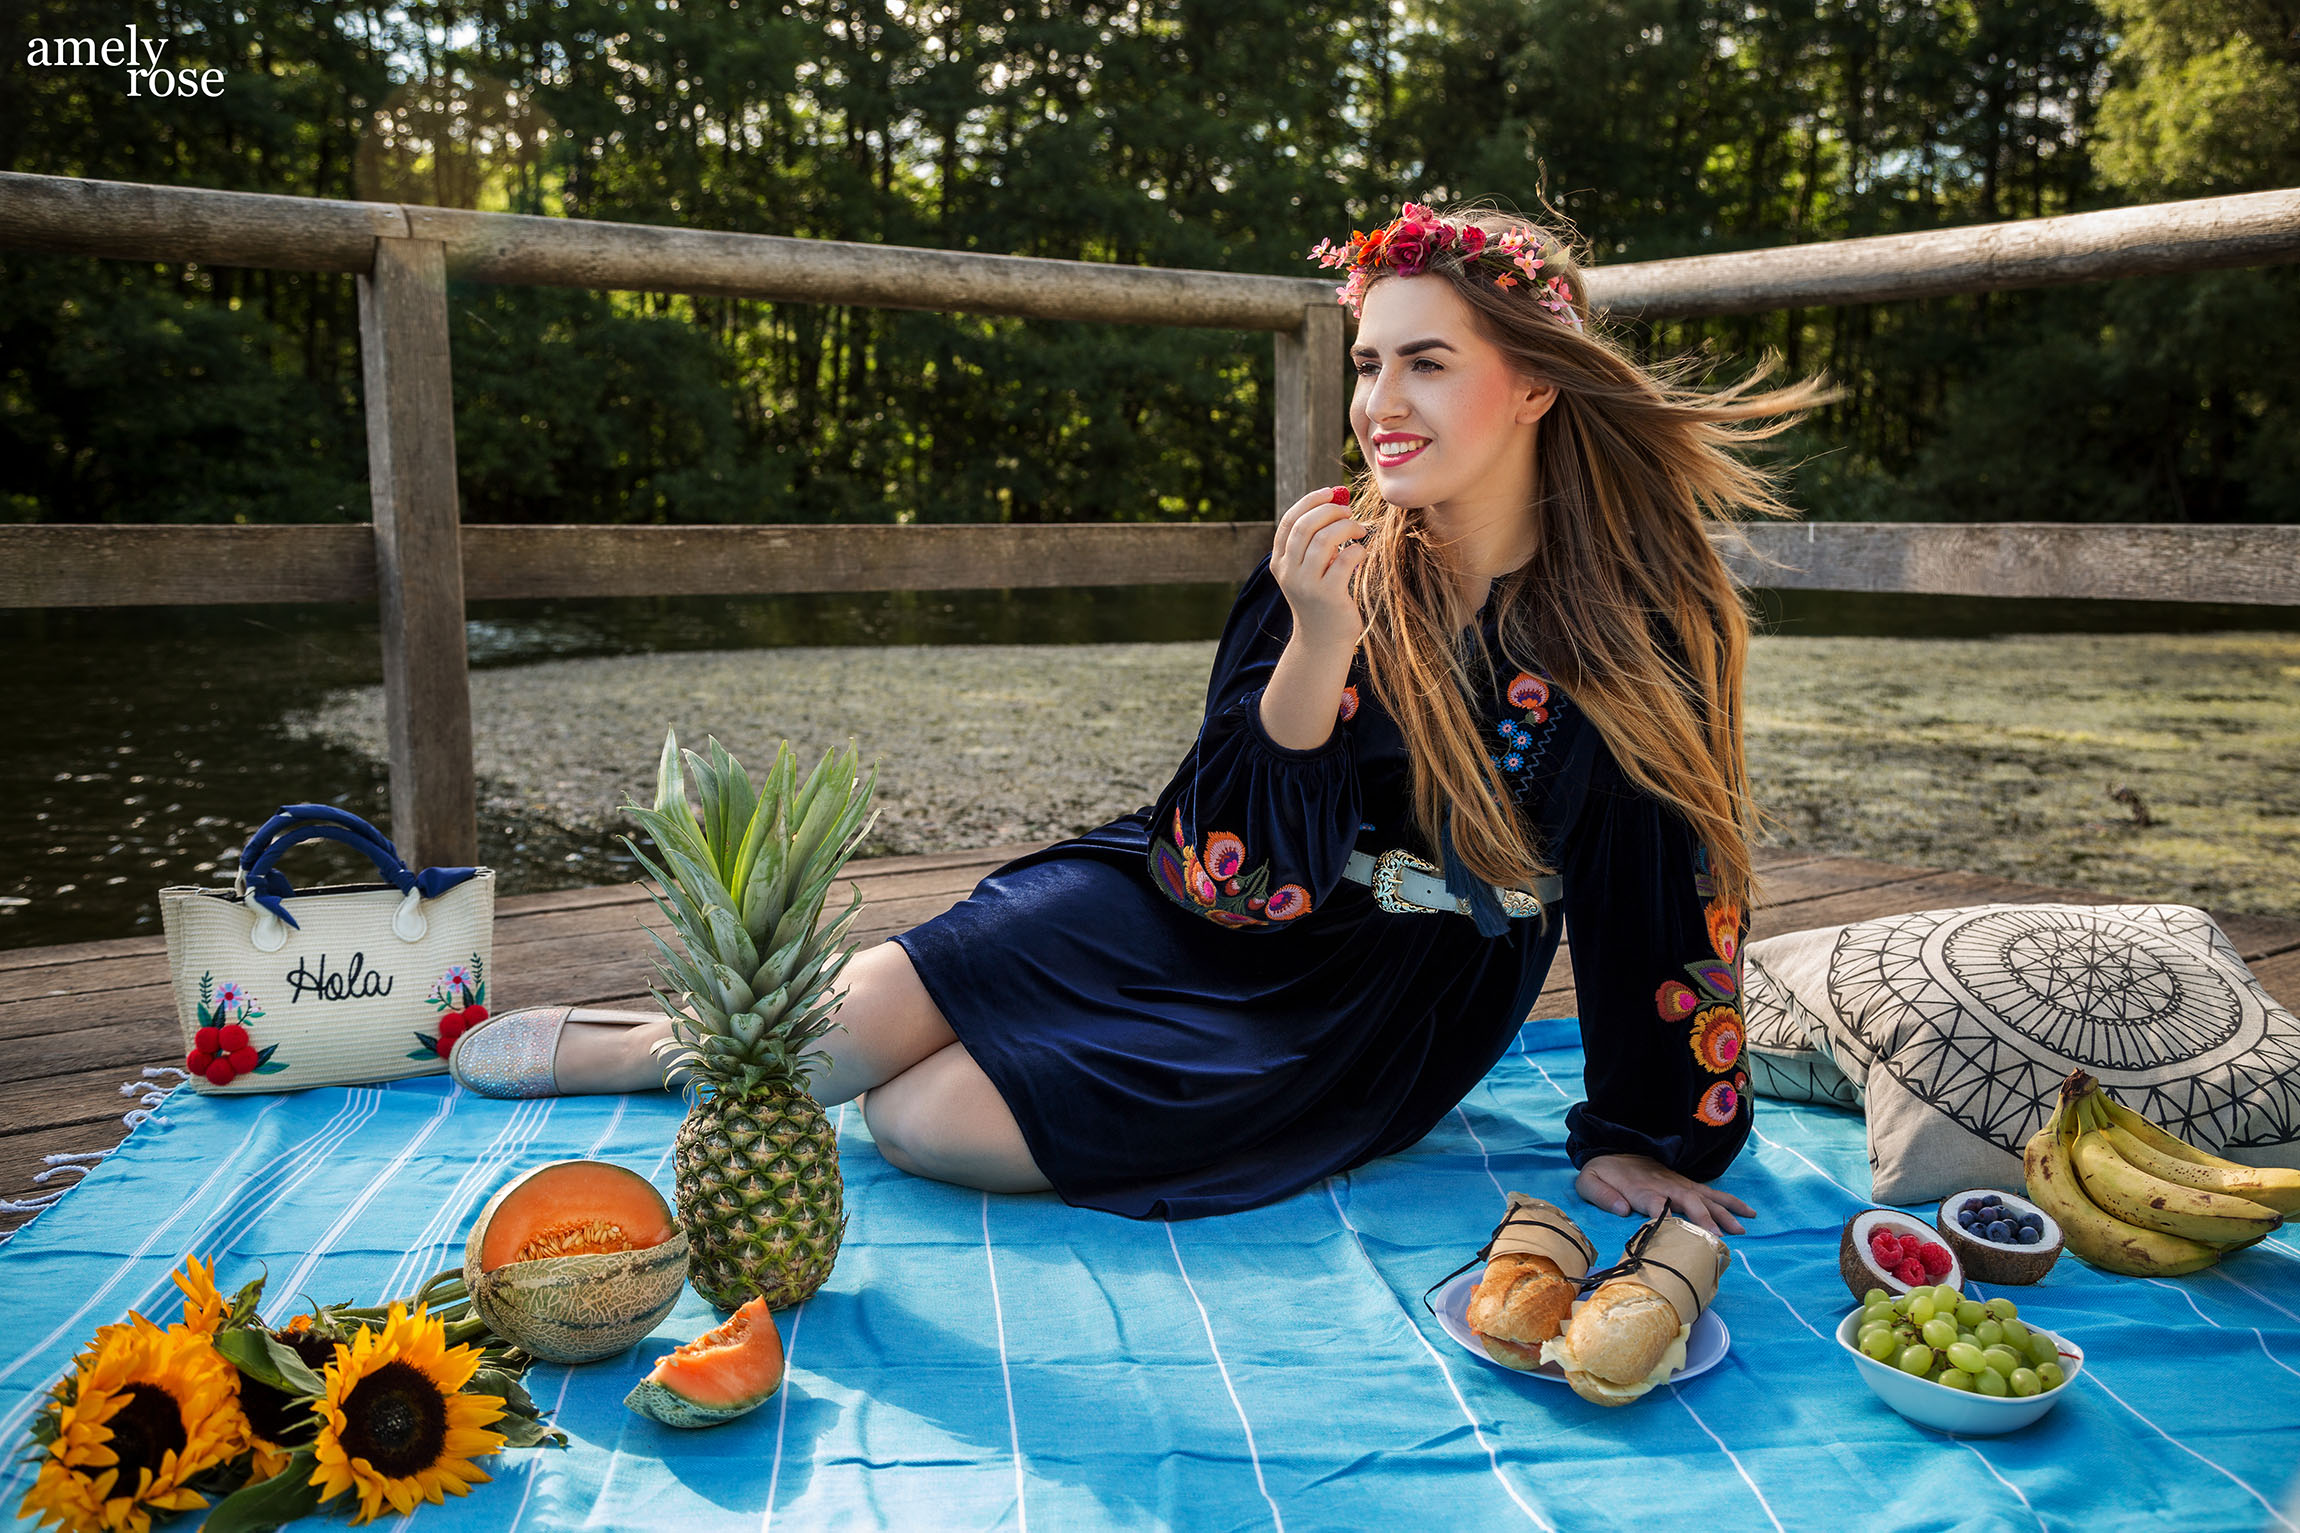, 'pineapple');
622,727,880,1310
